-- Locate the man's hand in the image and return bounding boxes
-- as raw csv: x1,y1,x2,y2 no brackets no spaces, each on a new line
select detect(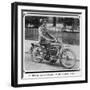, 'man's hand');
49,39,56,43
